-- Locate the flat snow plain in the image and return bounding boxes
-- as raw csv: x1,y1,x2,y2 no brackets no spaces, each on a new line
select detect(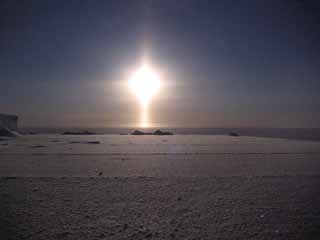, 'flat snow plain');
1,135,320,239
